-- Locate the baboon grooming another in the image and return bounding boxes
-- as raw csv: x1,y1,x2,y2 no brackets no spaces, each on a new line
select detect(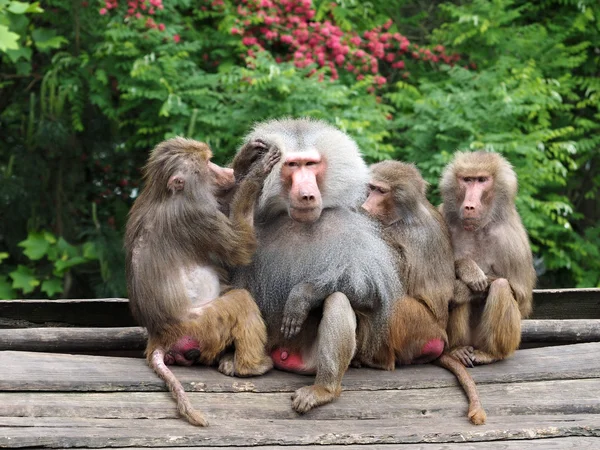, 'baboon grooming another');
232,118,402,414
362,160,486,425
125,137,277,426
440,151,536,366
